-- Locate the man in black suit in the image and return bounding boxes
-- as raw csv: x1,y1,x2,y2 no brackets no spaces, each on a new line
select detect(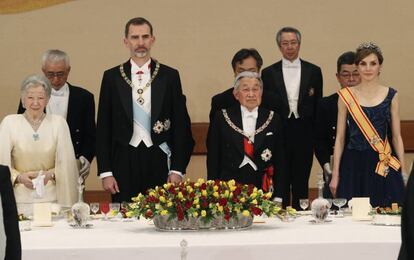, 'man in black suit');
0,165,21,260
399,163,414,260
262,27,323,209
207,72,285,196
97,17,194,202
314,51,360,197
18,49,96,178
